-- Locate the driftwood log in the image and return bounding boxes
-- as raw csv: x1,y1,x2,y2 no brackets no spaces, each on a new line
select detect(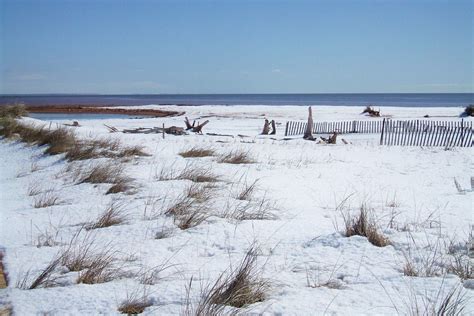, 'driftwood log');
303,106,315,140
192,120,209,134
184,117,209,134
184,117,195,130
104,124,119,133
122,126,187,135
361,106,380,117
321,132,338,144
270,120,276,135
261,119,270,135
